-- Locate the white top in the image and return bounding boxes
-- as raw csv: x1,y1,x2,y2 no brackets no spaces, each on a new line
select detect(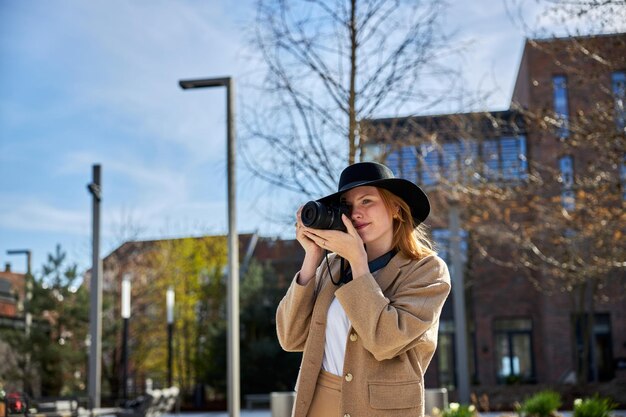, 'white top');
322,296,352,376
322,270,382,376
